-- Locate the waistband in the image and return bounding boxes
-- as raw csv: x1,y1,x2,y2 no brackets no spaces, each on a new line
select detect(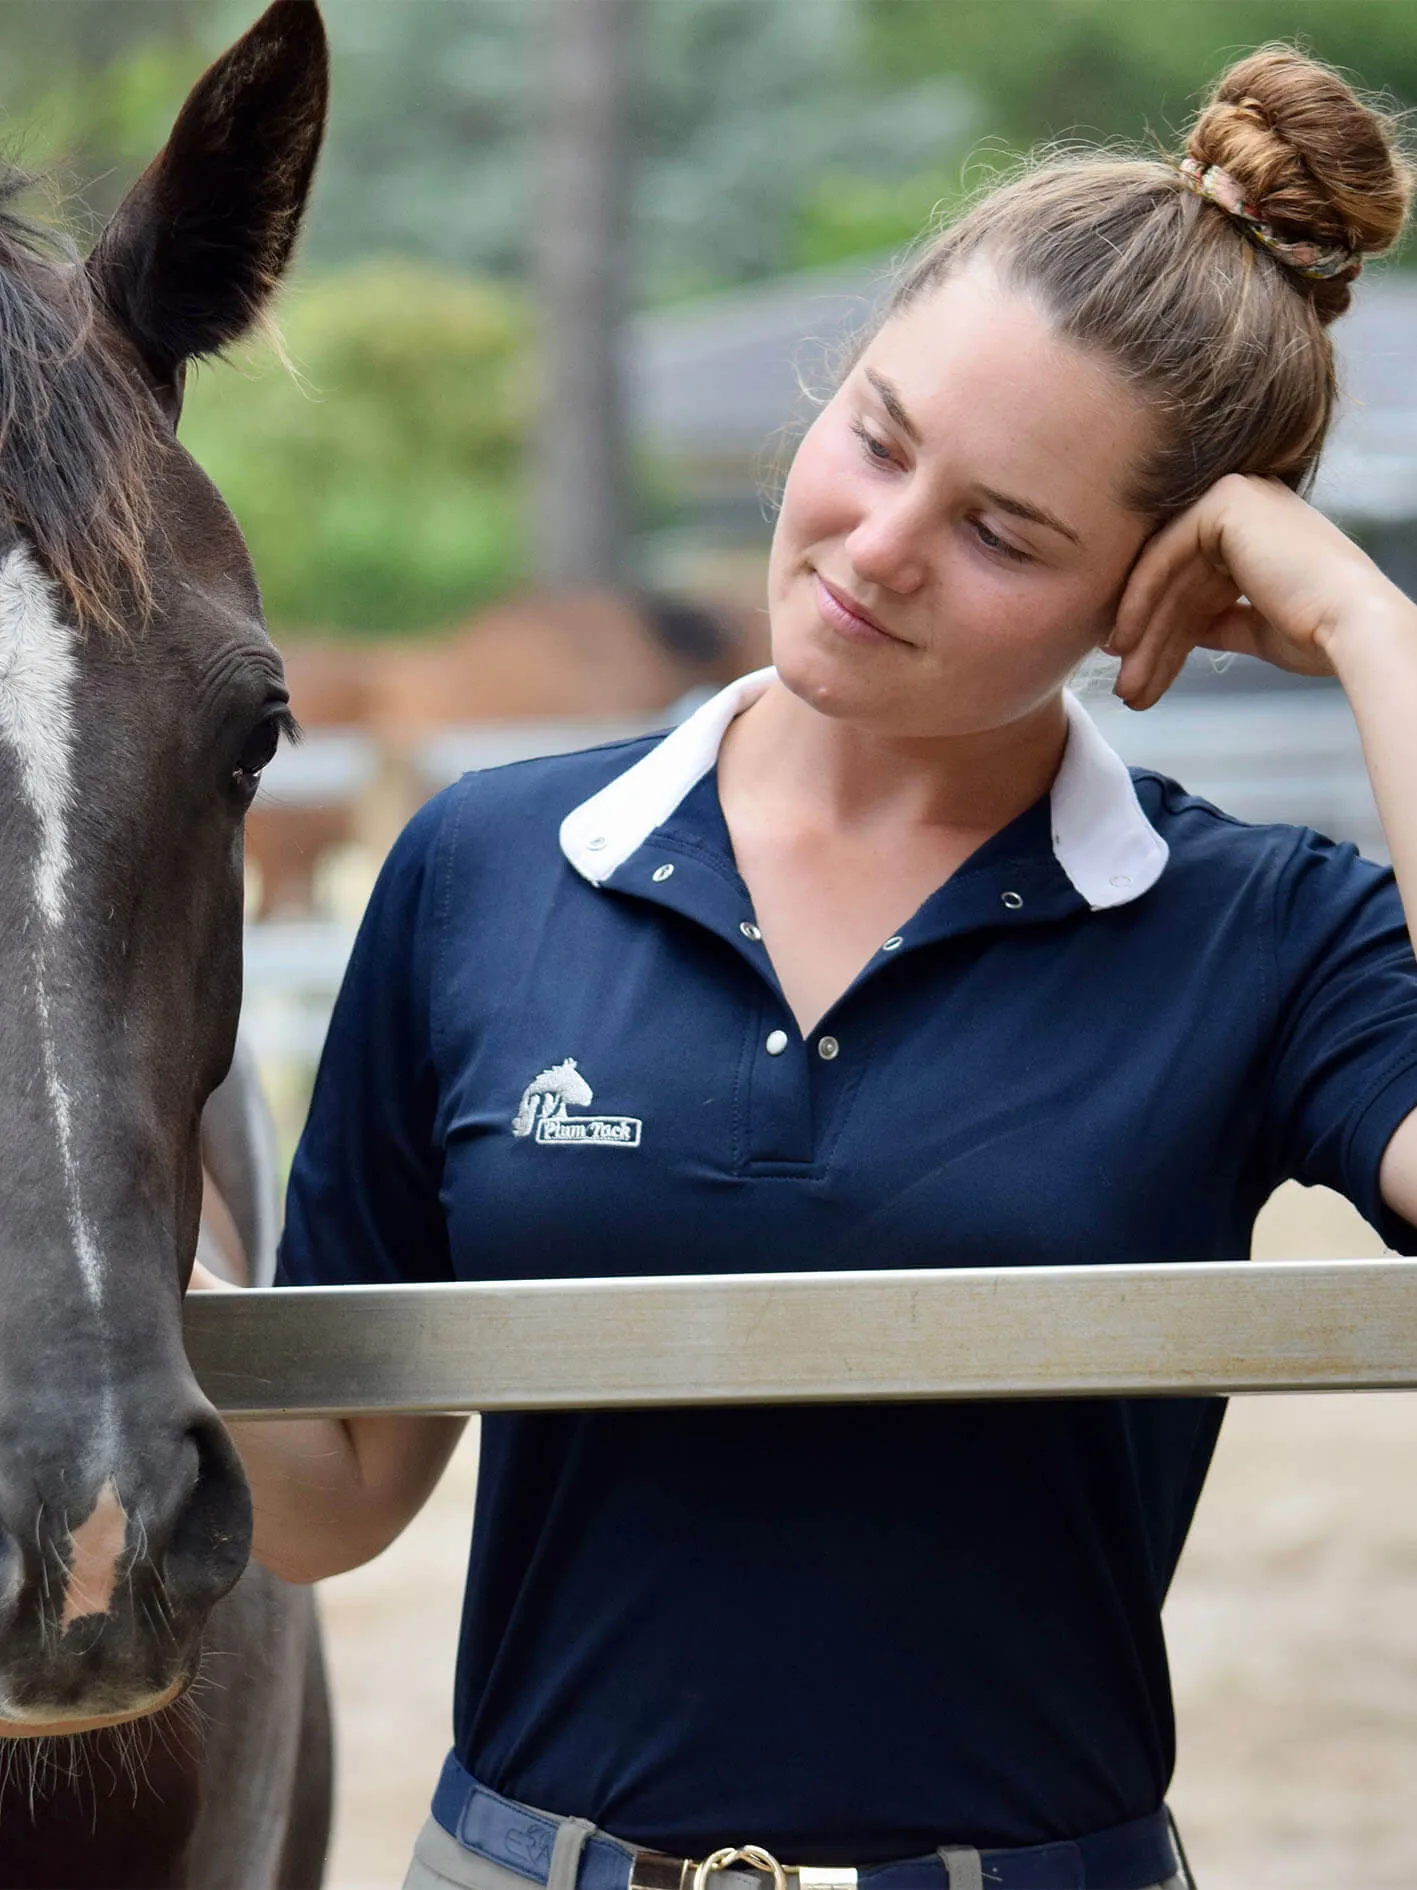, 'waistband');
430,1754,1180,1890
